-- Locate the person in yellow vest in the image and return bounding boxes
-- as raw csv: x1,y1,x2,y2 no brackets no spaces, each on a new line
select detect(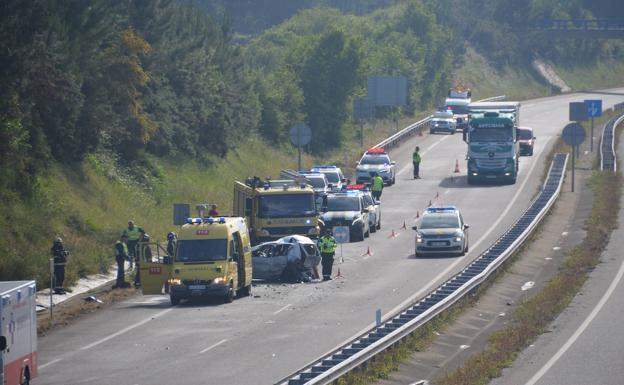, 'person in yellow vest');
114,234,130,289
318,228,337,281
371,172,384,201
412,146,422,179
123,220,143,269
